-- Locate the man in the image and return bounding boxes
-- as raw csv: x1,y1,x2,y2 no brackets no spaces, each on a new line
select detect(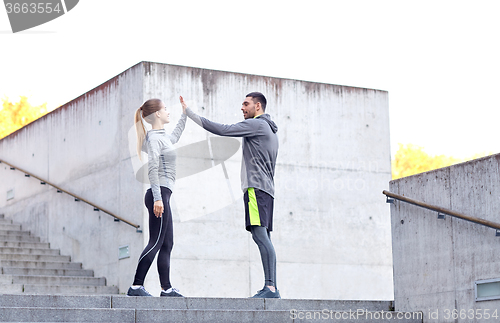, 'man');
180,92,280,298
